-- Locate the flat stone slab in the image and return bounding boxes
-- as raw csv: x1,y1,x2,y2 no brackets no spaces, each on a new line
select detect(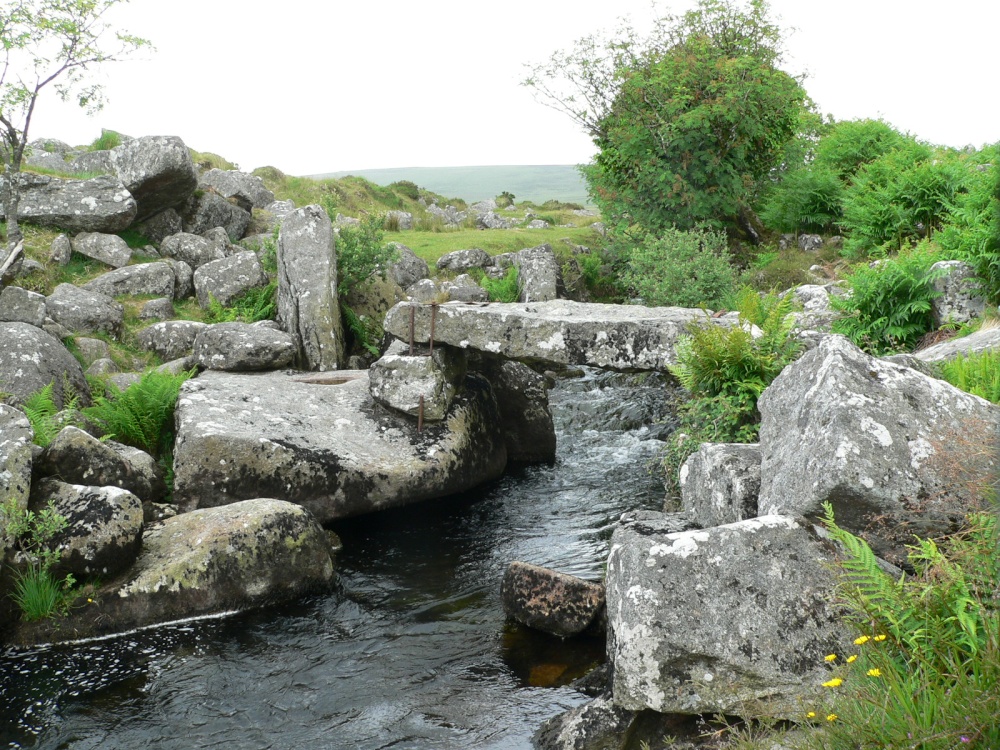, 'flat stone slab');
383,300,721,371
172,370,507,521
